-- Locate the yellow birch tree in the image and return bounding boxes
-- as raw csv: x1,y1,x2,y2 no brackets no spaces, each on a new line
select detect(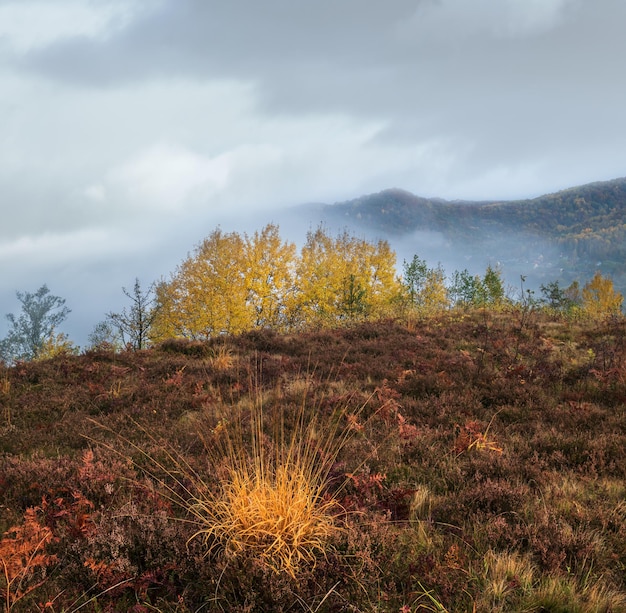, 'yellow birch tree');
243,224,297,330
152,228,251,340
582,271,623,318
419,266,449,313
292,227,402,327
